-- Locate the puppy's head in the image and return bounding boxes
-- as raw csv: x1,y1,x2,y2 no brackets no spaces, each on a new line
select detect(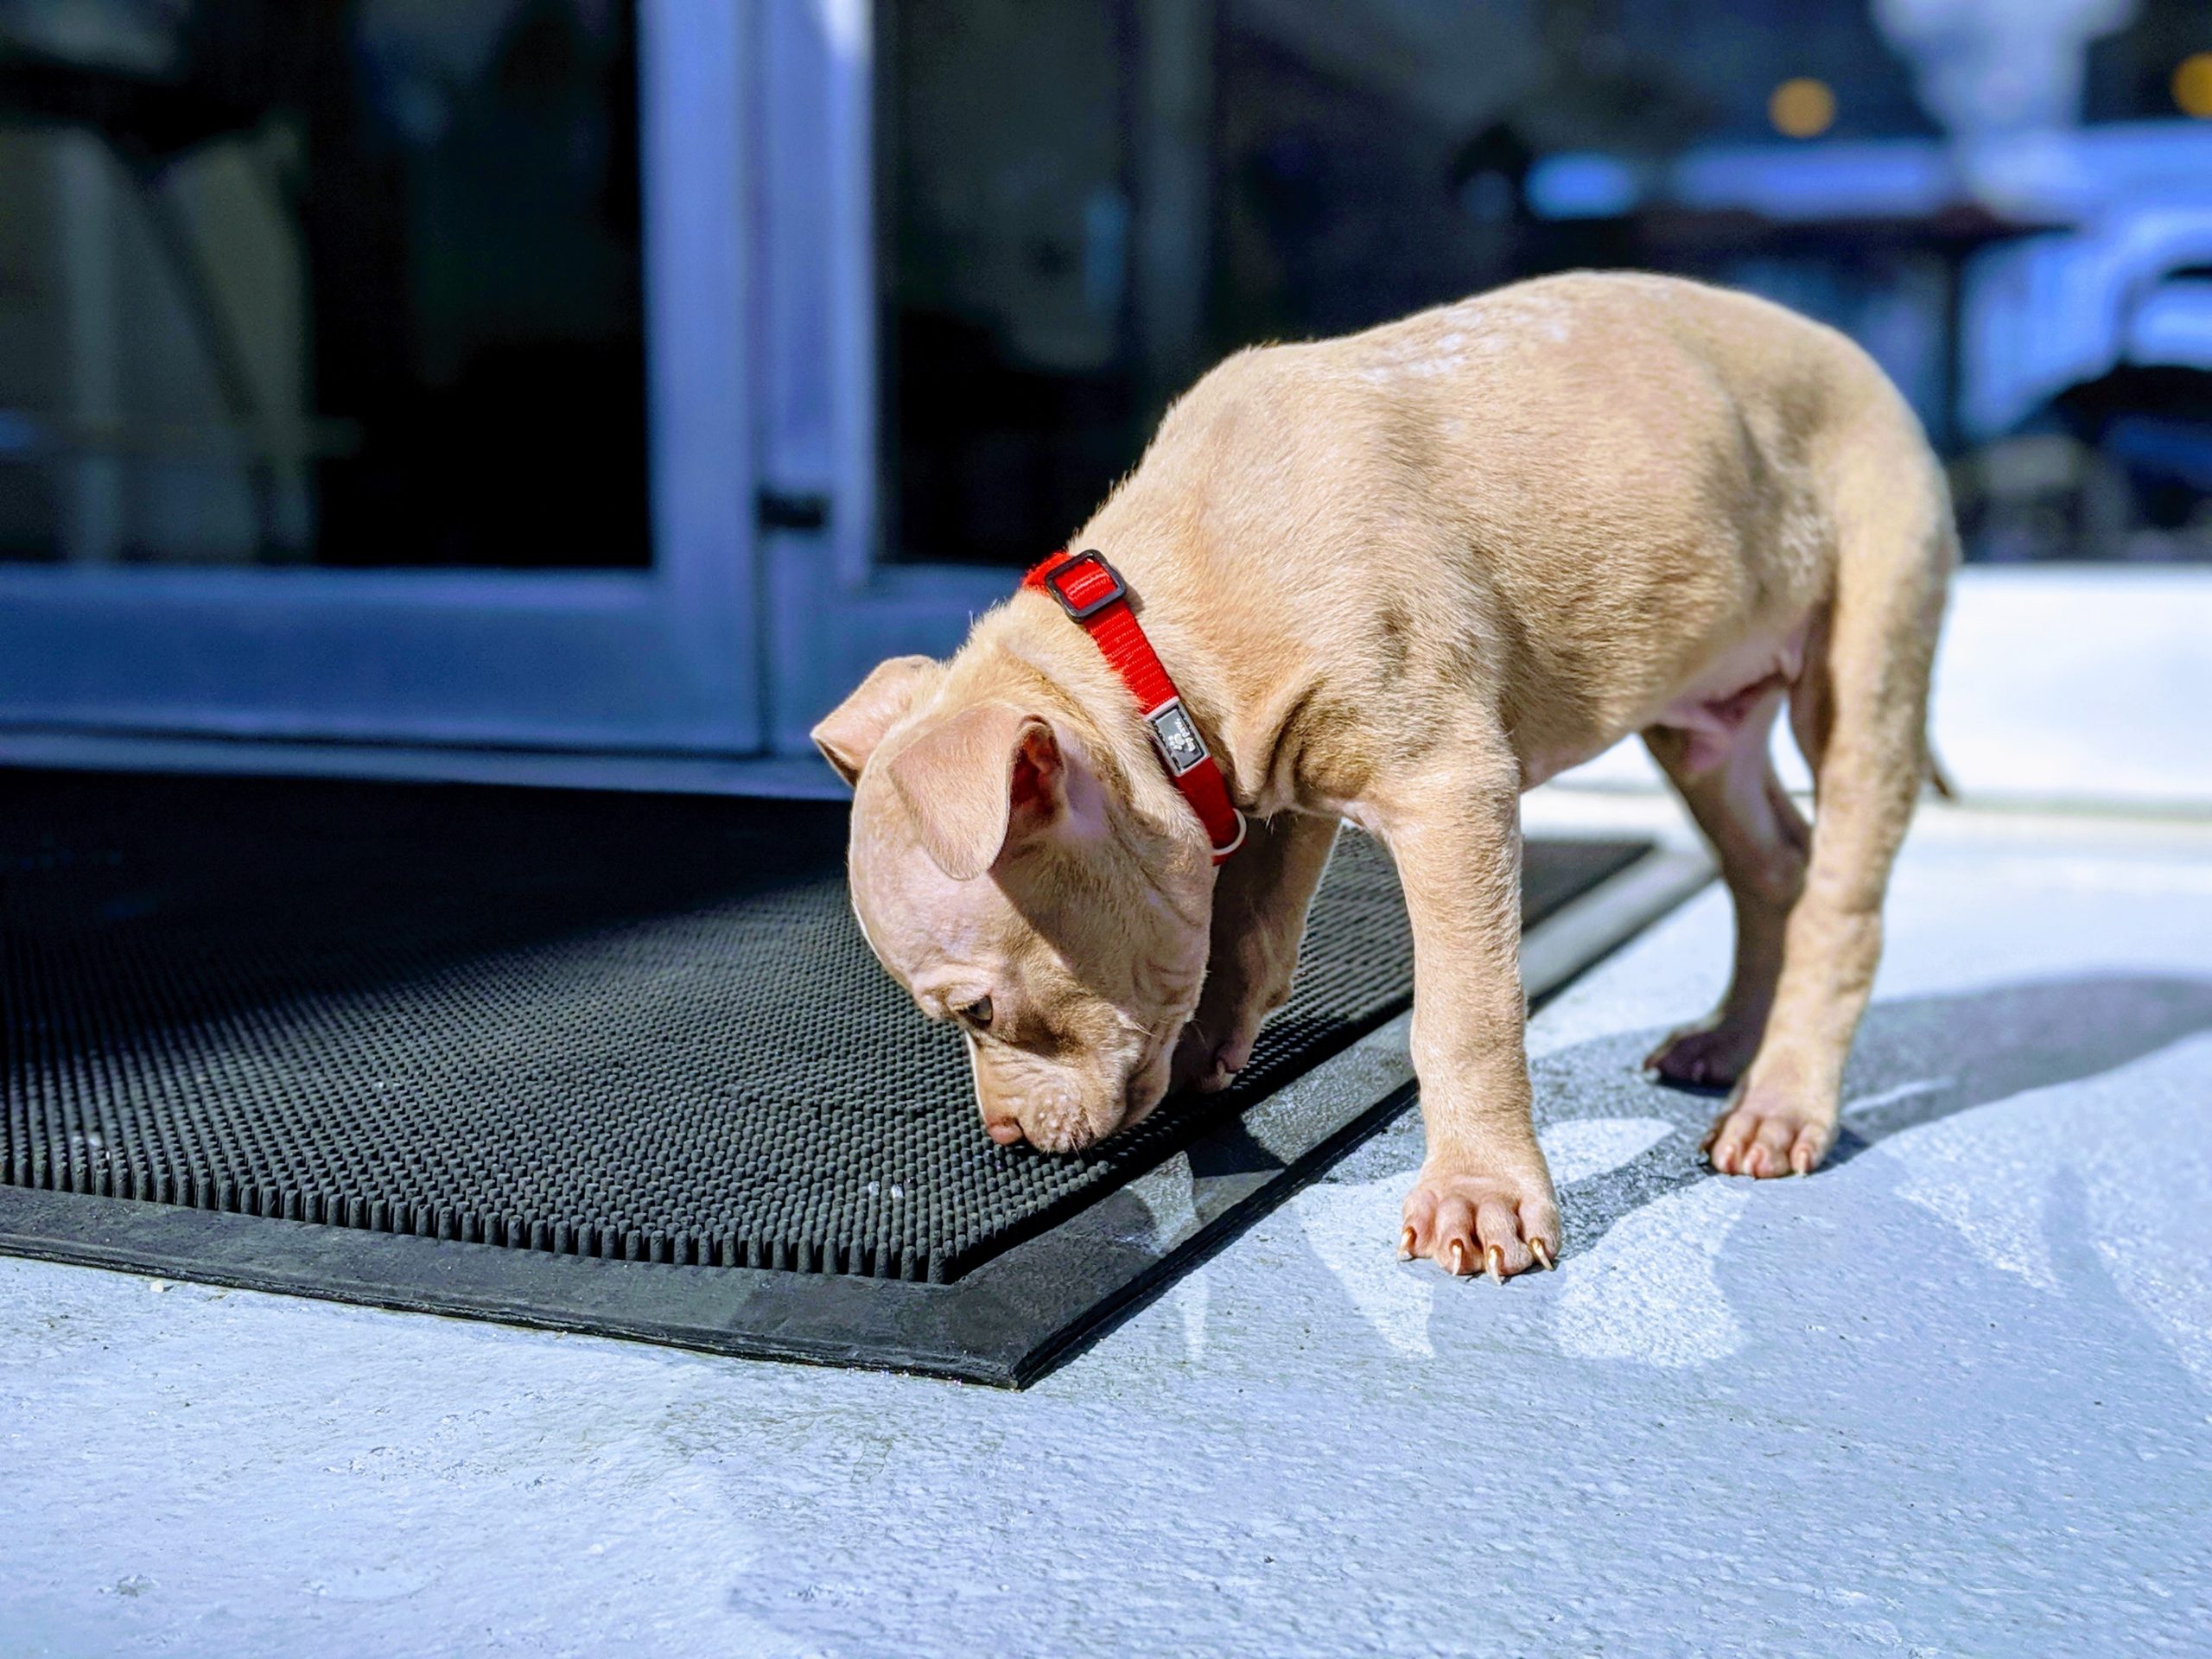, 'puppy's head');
814,655,1213,1154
